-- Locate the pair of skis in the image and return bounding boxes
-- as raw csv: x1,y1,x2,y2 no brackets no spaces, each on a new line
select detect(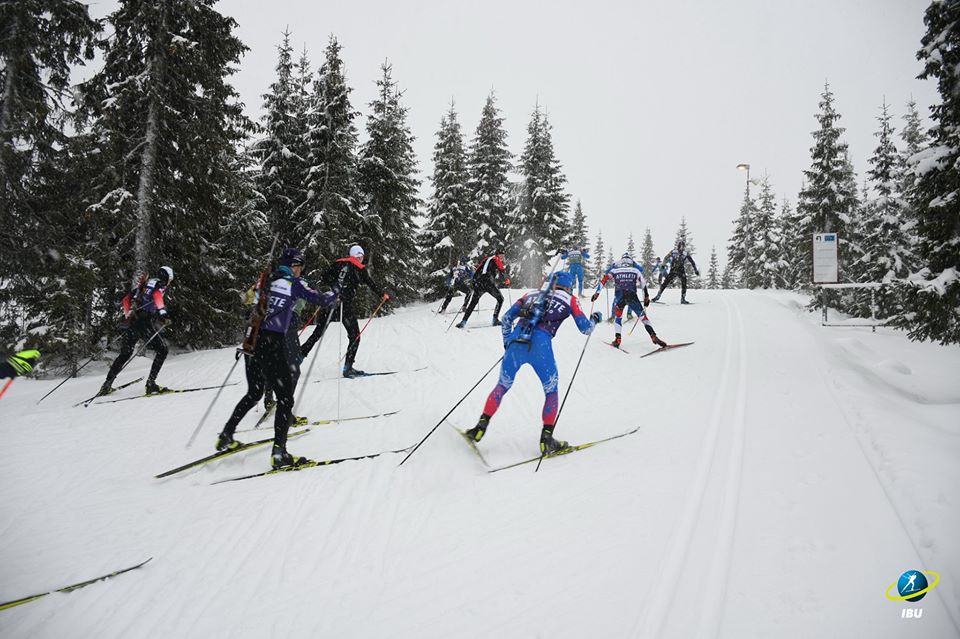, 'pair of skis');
79,382,240,407
607,341,695,358
237,409,400,433
453,424,642,473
